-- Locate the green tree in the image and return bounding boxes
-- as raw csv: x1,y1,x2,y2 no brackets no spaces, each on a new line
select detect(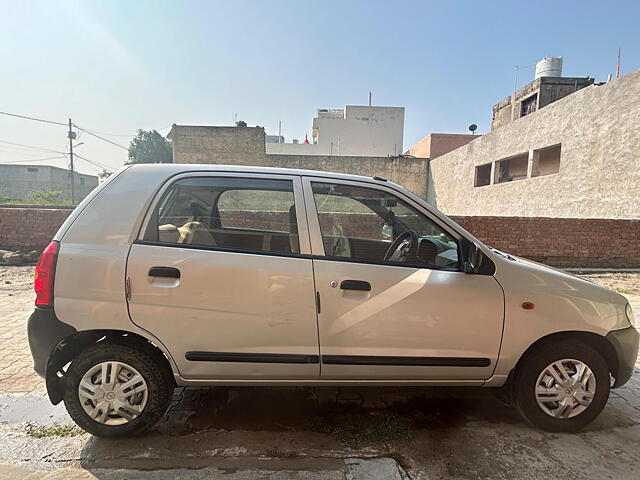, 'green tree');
126,129,172,165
